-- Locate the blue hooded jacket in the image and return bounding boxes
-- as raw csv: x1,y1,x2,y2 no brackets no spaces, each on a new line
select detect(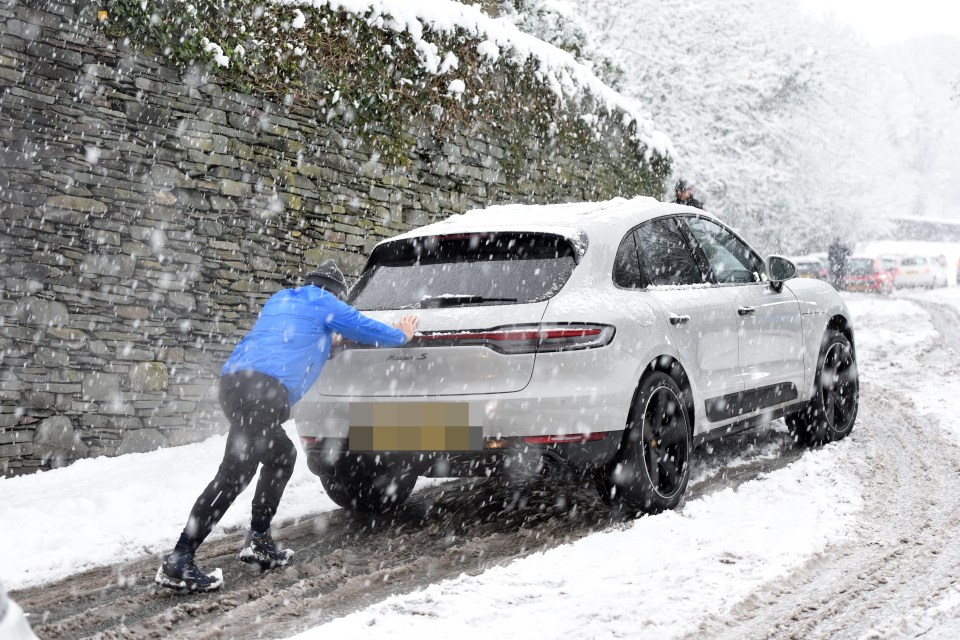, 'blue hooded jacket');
221,285,408,405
